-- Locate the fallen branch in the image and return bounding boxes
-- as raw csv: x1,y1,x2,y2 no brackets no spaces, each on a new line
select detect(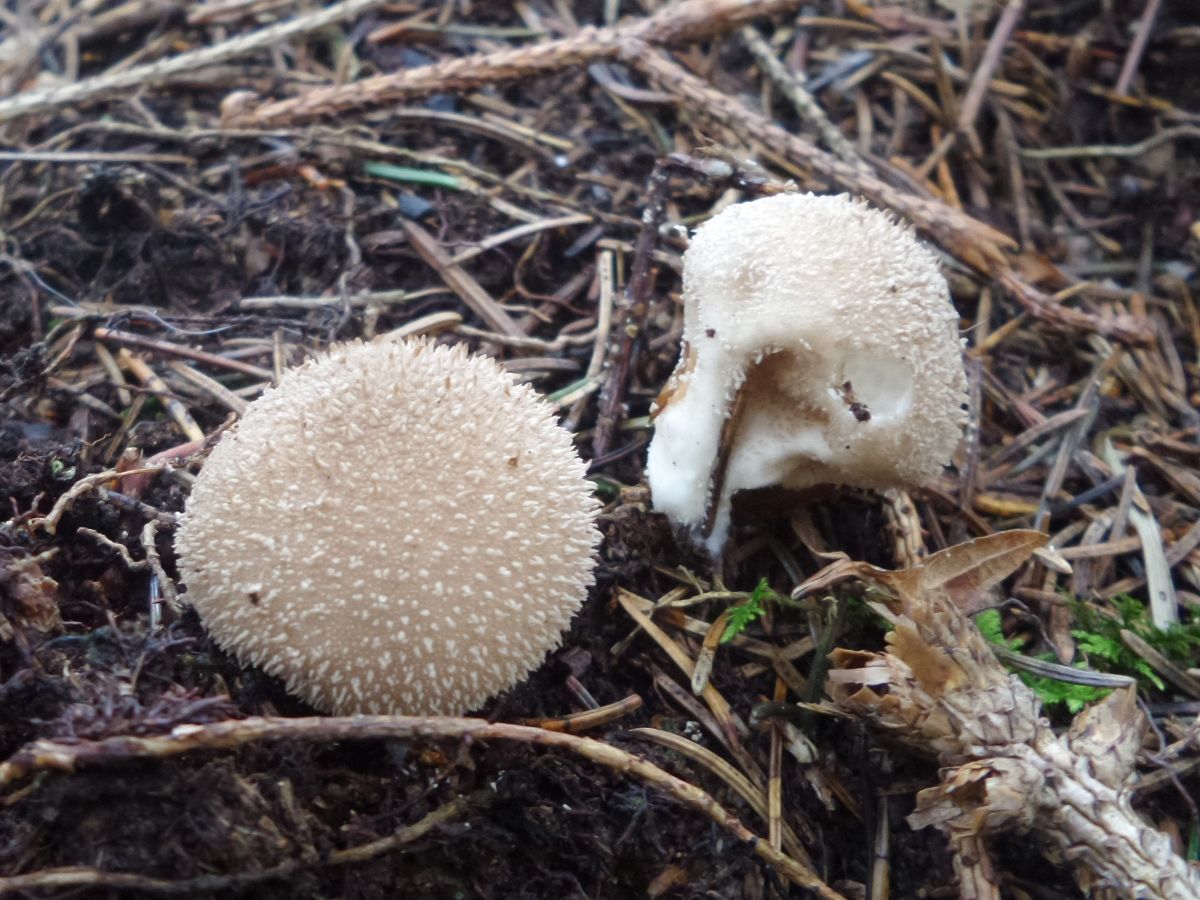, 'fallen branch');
625,47,1015,272
0,714,845,900
224,0,808,127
